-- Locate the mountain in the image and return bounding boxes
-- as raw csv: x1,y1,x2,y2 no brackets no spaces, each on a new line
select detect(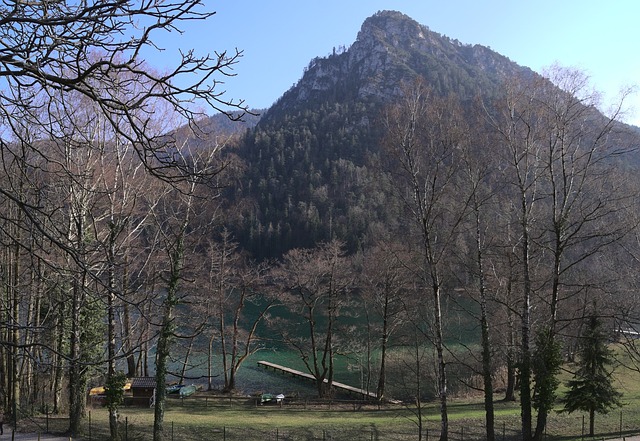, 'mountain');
220,10,637,260
264,10,532,122
200,110,263,136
